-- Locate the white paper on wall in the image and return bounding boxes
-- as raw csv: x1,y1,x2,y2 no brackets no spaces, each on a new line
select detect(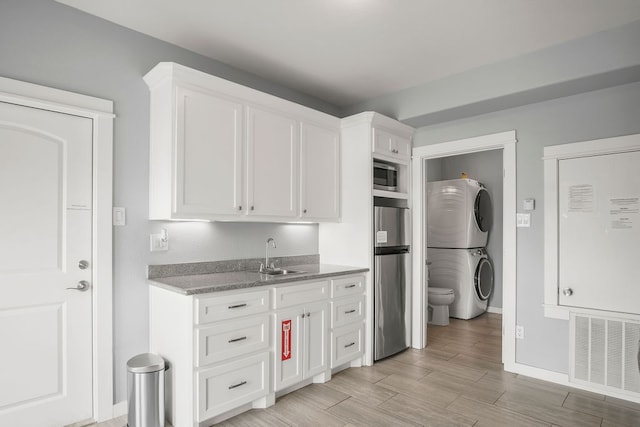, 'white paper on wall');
609,197,639,230
568,184,595,212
